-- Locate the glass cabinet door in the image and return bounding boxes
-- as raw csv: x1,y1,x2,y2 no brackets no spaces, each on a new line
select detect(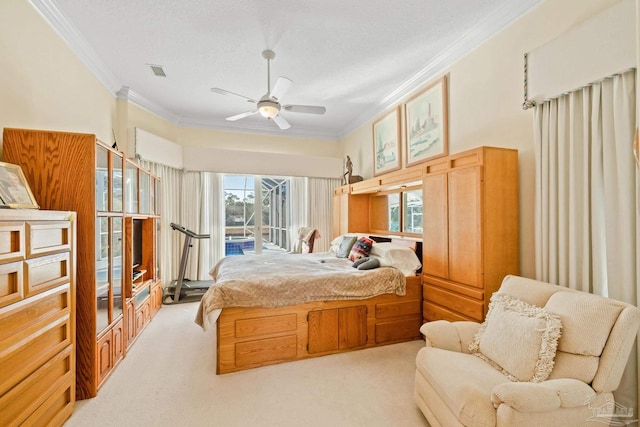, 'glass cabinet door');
140,170,150,215
96,217,110,333
125,162,138,214
155,178,161,215
156,218,161,279
96,146,109,212
149,176,155,216
112,152,123,213
111,217,123,321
